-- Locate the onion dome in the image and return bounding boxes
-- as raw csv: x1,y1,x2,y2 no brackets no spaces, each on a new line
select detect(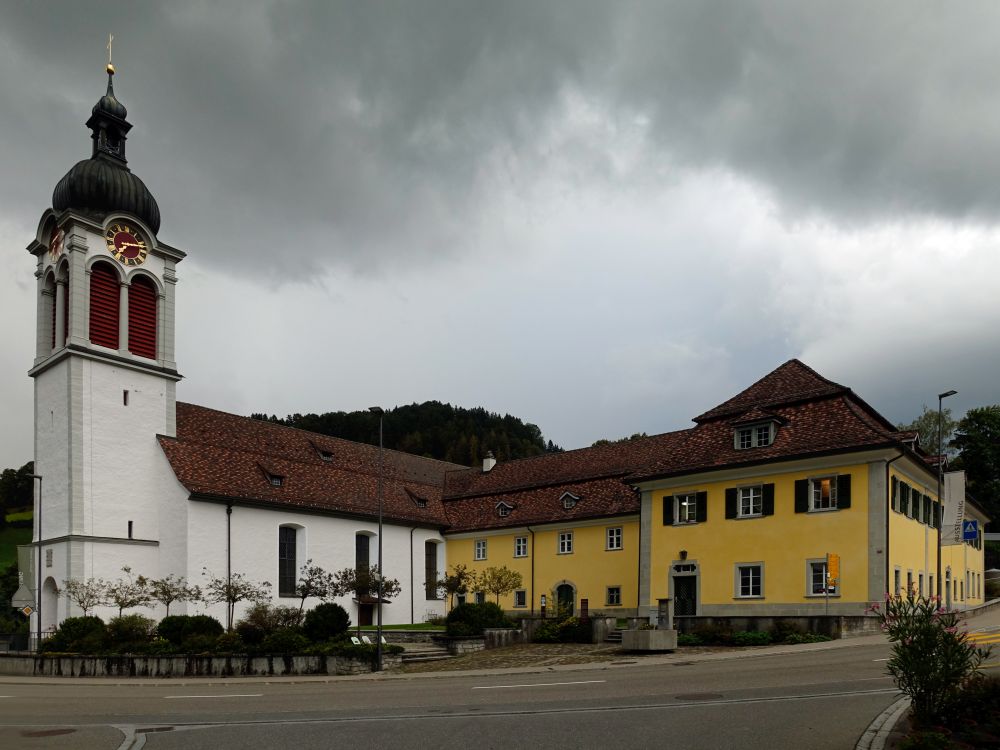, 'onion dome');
51,64,160,234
